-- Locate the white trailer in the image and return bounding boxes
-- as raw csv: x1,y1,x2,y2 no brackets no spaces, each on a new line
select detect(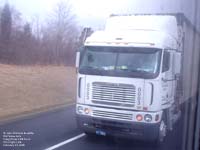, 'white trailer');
75,13,200,142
